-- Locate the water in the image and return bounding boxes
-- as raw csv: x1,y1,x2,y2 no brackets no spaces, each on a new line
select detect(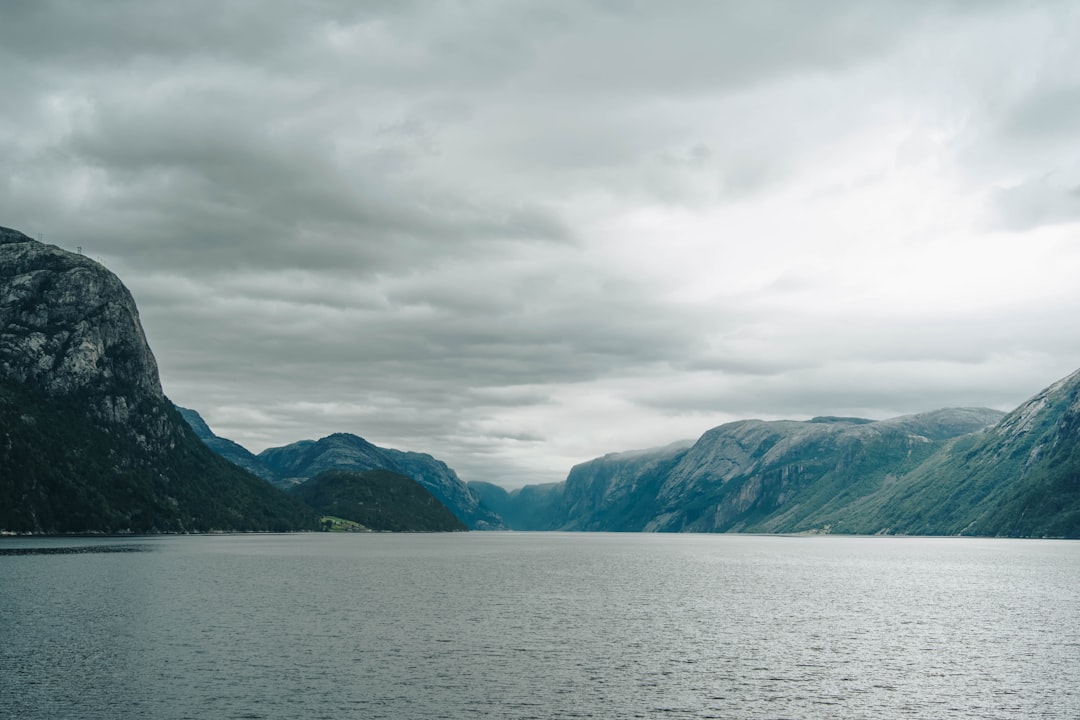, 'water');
1,533,1077,719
